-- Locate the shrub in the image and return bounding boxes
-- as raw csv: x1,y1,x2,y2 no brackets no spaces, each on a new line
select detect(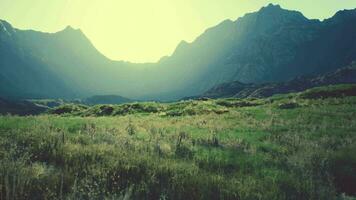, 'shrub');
278,102,299,109
98,105,114,116
126,120,136,135
216,100,260,108
49,104,87,115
